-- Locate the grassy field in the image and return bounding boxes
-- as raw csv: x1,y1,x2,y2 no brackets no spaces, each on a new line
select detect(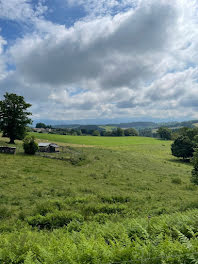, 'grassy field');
30,132,163,146
0,134,198,263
